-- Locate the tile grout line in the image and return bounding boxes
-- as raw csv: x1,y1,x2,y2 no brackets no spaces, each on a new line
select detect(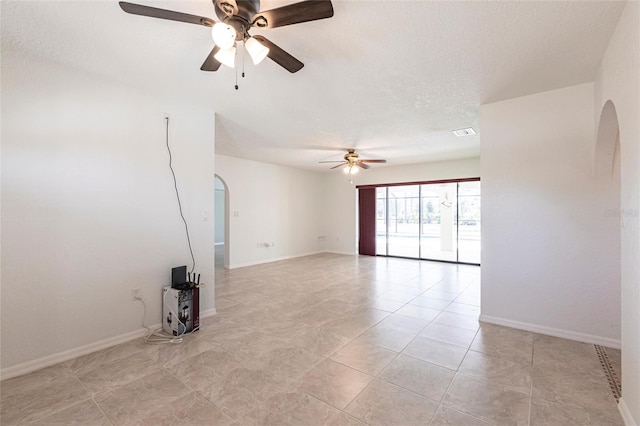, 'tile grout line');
92,396,116,426
13,365,112,425
71,365,115,425
406,289,481,424
437,326,475,404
